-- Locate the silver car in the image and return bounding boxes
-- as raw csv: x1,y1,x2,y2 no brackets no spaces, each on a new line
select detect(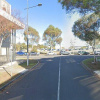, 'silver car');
94,51,100,55
60,51,70,55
